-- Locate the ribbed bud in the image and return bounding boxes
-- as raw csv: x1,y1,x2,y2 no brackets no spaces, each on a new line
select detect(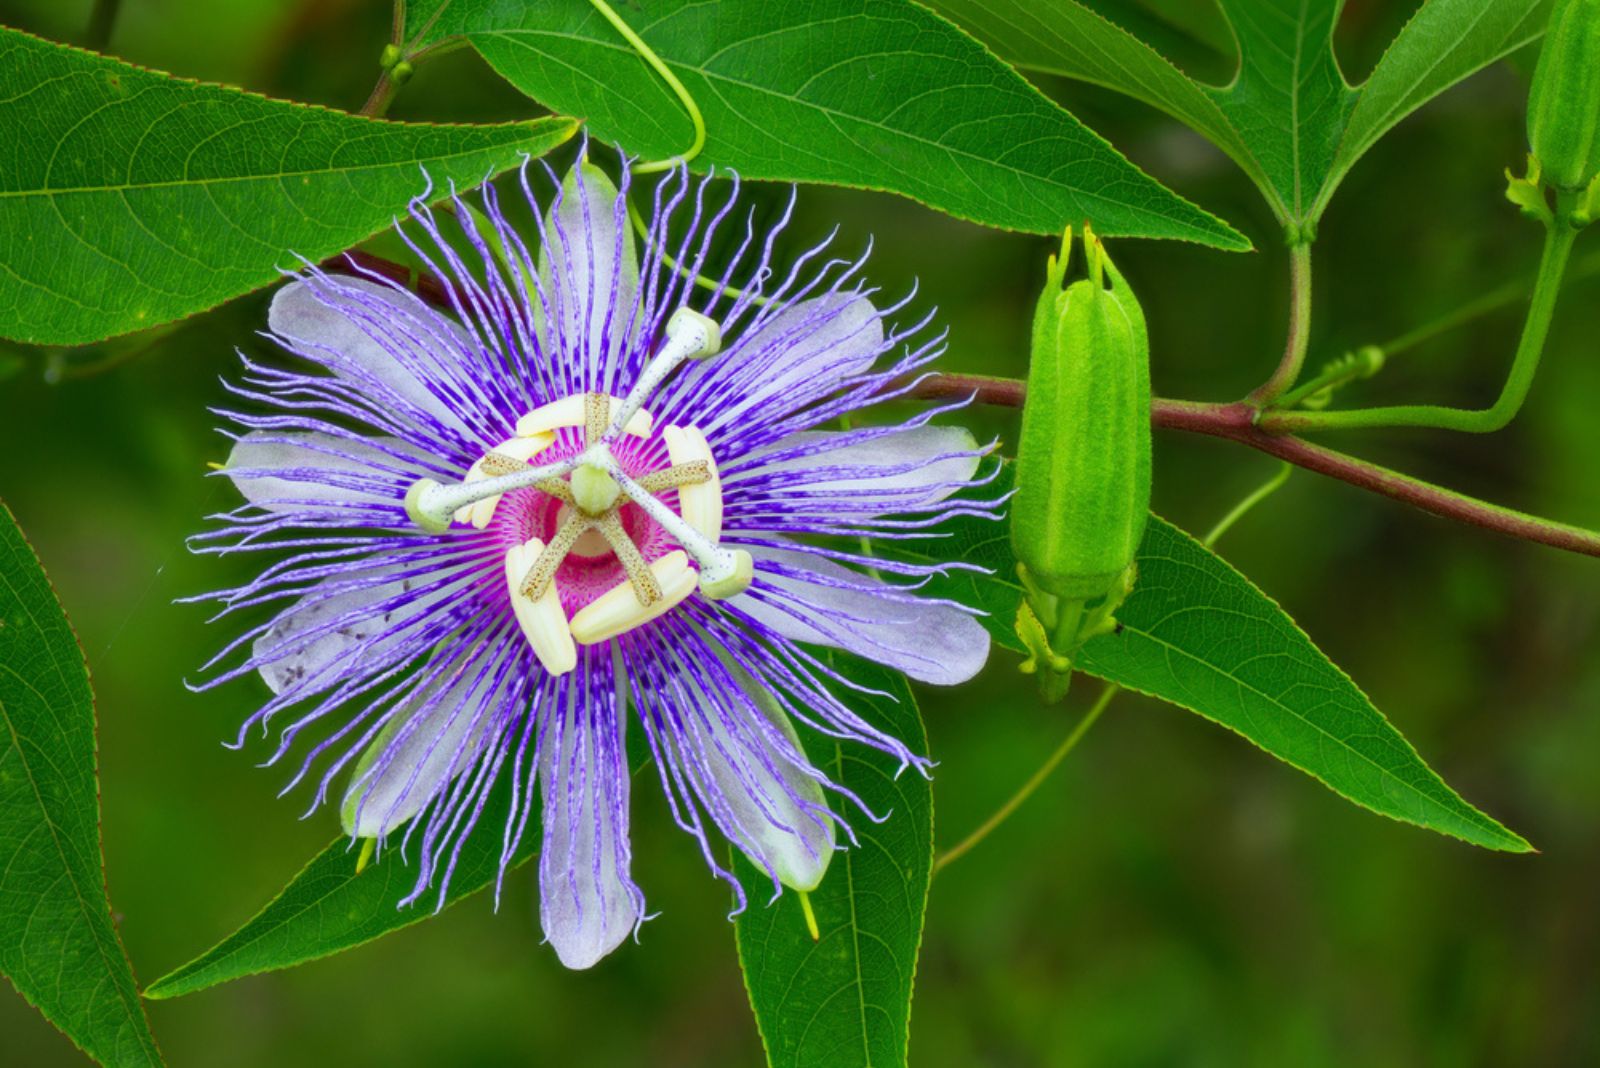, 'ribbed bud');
1011,226,1151,604
1528,0,1600,191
